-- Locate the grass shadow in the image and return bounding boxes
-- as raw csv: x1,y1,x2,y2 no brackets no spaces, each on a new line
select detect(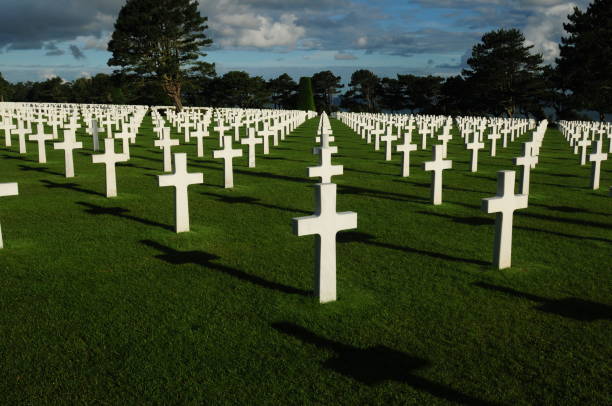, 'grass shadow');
141,240,309,296
474,282,612,321
41,179,105,198
77,201,173,232
272,322,500,405
338,231,488,266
